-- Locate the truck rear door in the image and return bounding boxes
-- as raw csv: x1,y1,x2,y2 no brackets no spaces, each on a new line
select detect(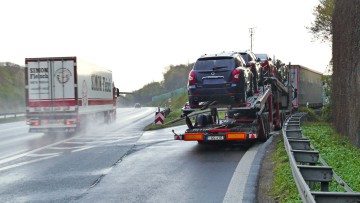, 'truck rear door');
26,58,76,113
